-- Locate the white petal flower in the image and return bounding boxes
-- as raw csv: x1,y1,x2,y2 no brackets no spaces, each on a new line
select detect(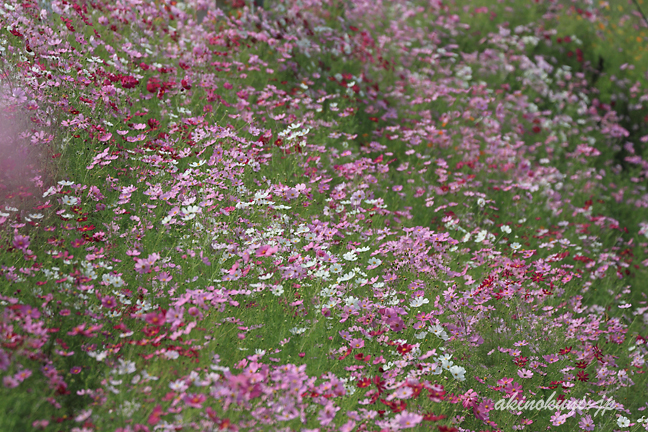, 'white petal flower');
617,416,630,428
61,196,78,206
410,297,429,307
343,251,357,261
368,257,382,266
169,379,188,392
164,350,180,360
449,365,466,381
329,263,343,274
